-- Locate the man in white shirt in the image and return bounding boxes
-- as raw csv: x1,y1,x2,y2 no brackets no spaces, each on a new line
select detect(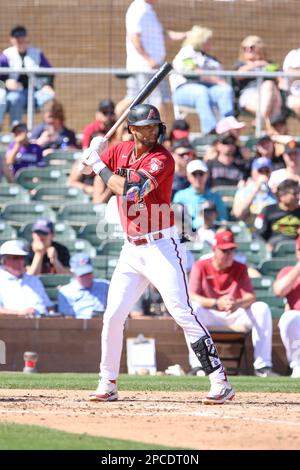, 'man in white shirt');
0,239,52,316
115,0,186,125
282,48,300,118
